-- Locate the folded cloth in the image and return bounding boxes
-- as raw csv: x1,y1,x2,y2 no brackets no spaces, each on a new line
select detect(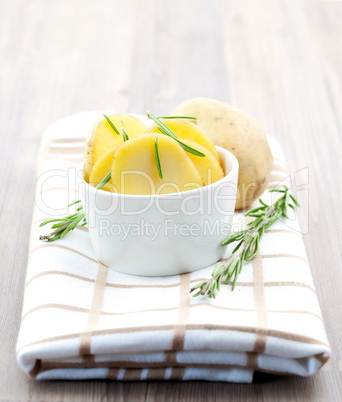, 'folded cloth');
17,112,331,383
